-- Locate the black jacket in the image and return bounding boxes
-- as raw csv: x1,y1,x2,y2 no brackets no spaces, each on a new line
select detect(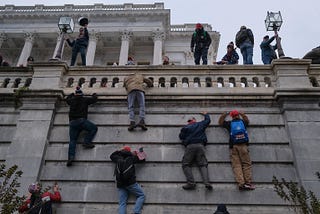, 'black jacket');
191,28,212,50
66,93,97,121
110,150,144,188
